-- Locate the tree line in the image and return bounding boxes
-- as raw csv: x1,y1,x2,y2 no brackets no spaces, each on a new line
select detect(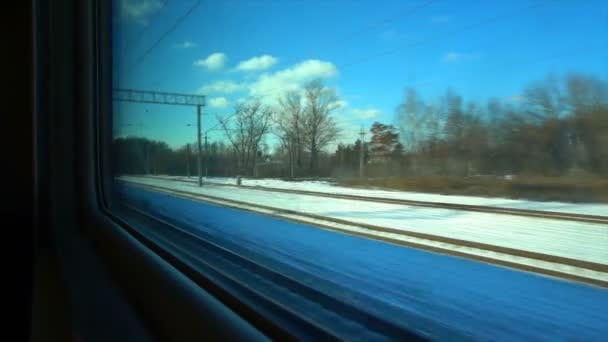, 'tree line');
396,73,608,177
114,73,608,180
